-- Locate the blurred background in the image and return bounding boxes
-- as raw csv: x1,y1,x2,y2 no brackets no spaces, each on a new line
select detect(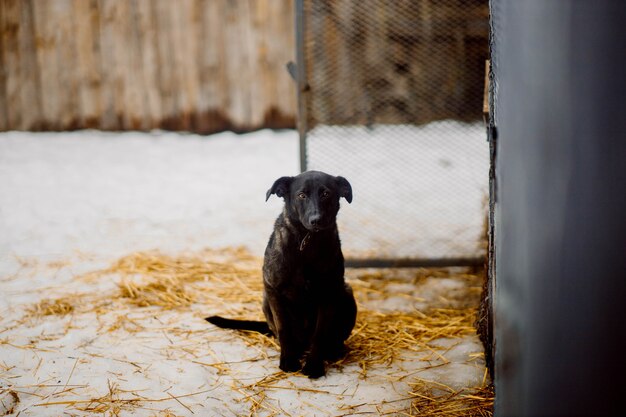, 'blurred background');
0,0,490,264
0,0,296,133
0,3,496,414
